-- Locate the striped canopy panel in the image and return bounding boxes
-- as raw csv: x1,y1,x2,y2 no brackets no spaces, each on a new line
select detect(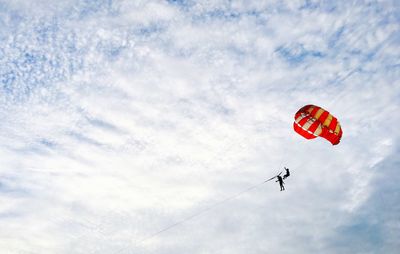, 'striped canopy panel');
293,105,343,145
